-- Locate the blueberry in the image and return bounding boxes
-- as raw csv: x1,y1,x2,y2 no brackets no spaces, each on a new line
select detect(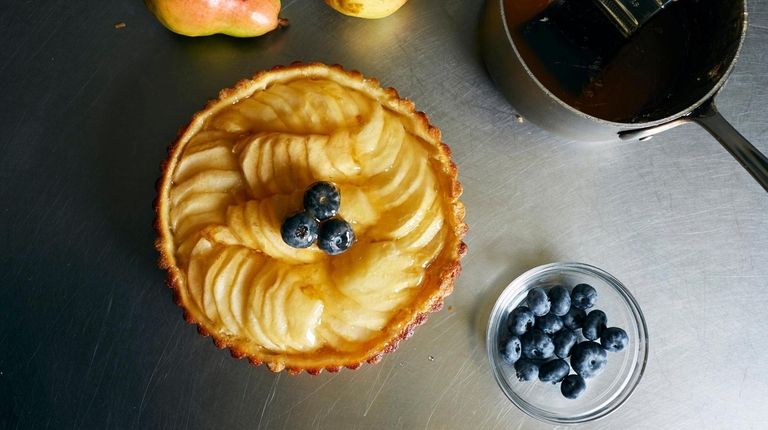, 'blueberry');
570,341,608,379
303,181,341,221
507,306,535,336
520,329,555,360
526,287,551,316
562,307,587,330
553,329,579,358
280,212,319,248
571,283,598,310
600,327,629,352
547,286,571,316
535,313,563,335
514,358,540,382
538,359,570,384
582,310,607,341
317,218,355,255
501,336,522,365
561,374,587,399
